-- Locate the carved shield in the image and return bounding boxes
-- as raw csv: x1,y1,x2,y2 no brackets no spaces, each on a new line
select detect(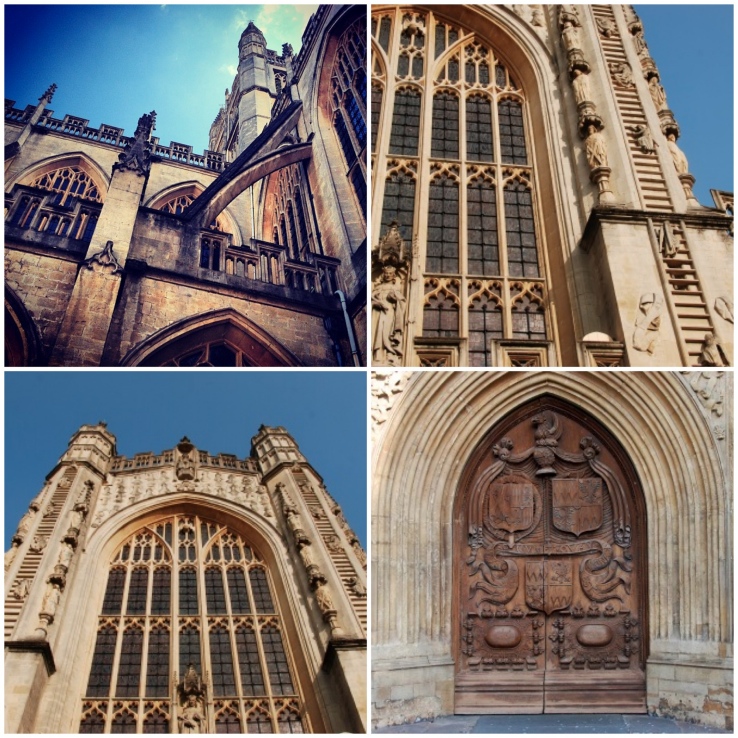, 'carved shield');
487,481,535,534
552,478,603,536
525,560,573,615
